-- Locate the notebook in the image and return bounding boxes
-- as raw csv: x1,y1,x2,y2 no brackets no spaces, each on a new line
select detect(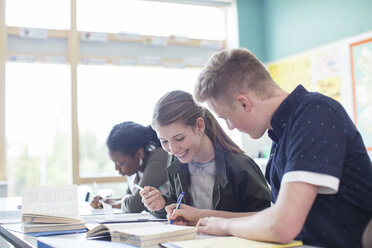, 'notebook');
37,236,136,248
160,236,303,248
